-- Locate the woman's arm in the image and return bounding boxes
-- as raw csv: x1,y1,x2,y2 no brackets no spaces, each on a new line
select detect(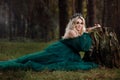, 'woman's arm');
86,24,101,33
